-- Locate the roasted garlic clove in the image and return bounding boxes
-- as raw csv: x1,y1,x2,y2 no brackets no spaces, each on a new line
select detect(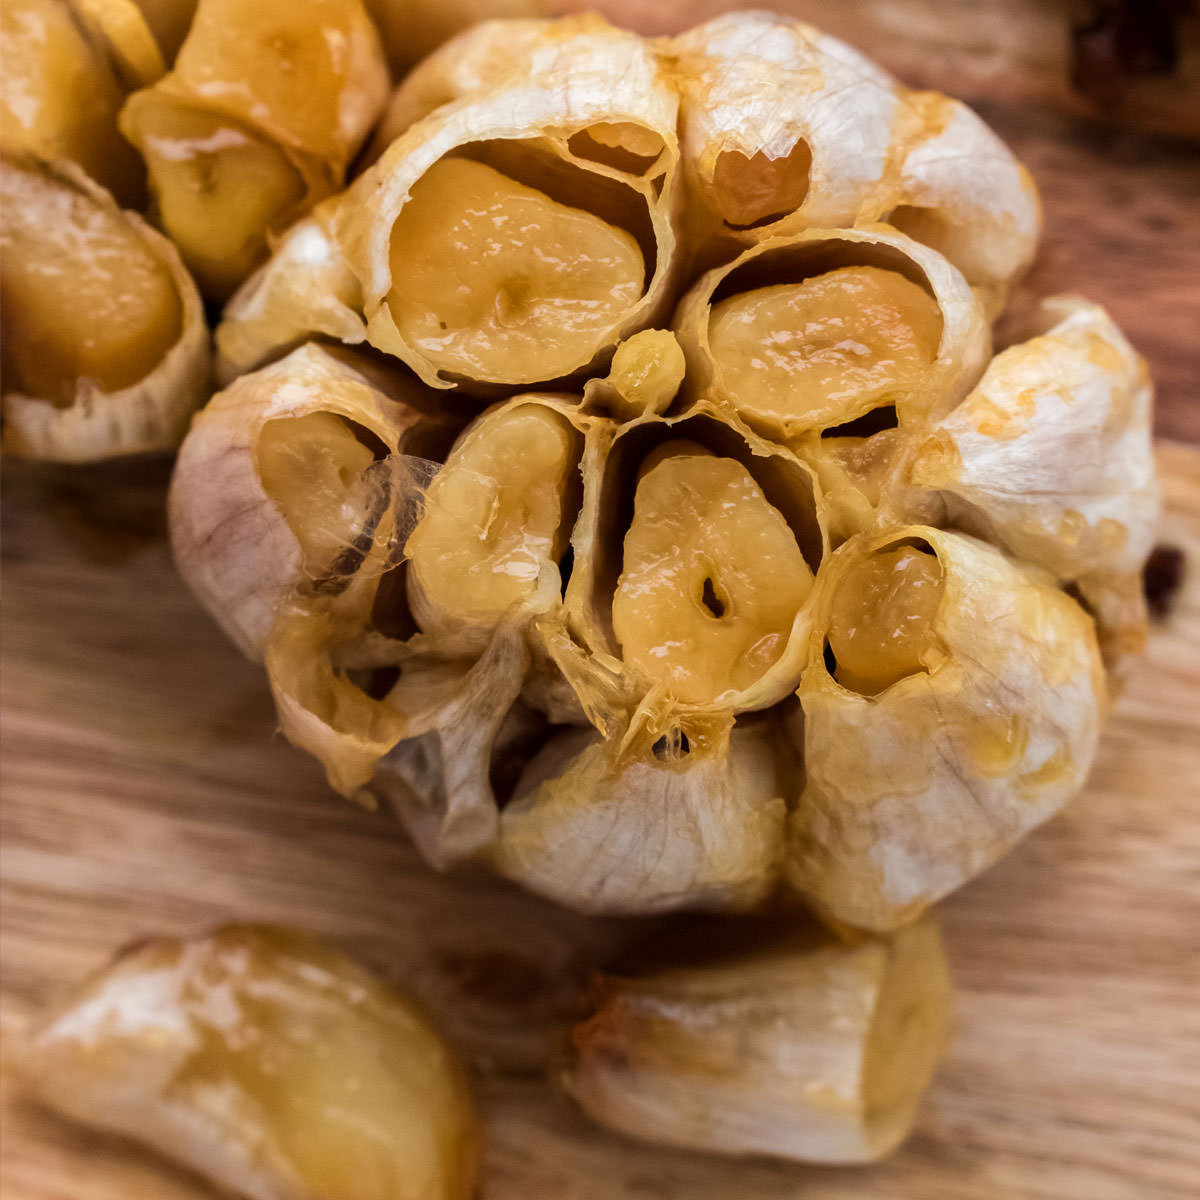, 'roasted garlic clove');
905,295,1159,668
127,0,198,62
0,0,147,204
217,15,682,386
120,0,388,298
1,158,209,462
674,225,990,444
789,526,1105,931
19,924,478,1200
170,343,451,659
564,915,951,1163
494,718,788,915
669,12,1038,309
